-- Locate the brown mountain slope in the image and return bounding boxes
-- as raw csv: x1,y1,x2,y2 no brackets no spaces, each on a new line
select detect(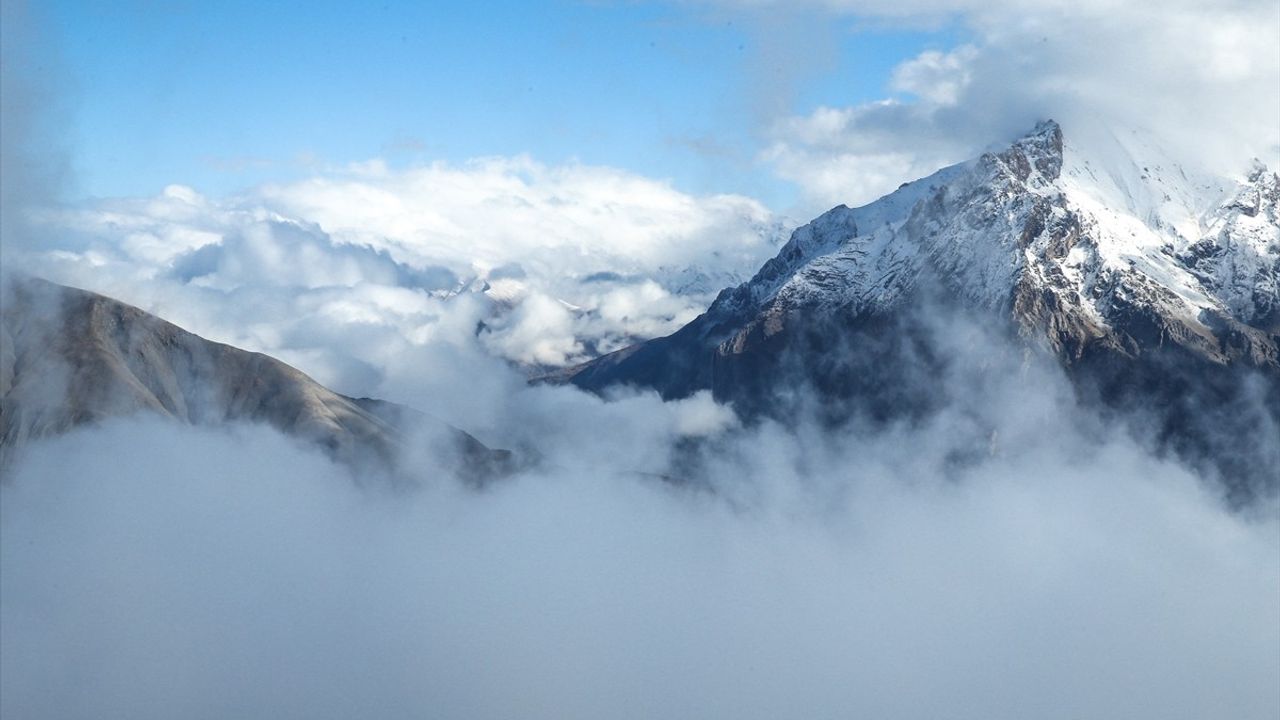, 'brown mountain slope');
0,276,512,483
